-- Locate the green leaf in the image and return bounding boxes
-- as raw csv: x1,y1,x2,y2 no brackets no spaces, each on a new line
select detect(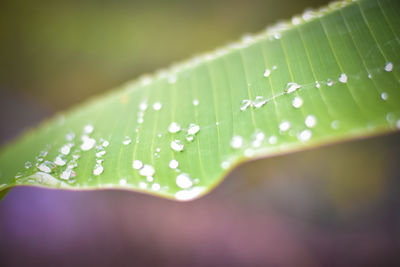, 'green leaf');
0,0,399,201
